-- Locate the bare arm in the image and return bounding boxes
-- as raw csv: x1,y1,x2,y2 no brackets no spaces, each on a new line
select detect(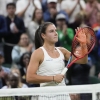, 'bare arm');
65,5,77,16
17,0,30,17
59,47,87,64
65,0,79,16
26,48,64,84
26,49,53,84
79,0,86,11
